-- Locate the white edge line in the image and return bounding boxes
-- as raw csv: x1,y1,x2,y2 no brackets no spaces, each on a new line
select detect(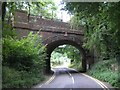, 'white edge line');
38,84,43,88
38,69,56,87
67,68,109,90
45,74,55,85
82,73,109,90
